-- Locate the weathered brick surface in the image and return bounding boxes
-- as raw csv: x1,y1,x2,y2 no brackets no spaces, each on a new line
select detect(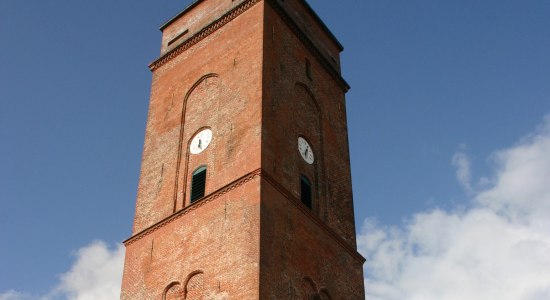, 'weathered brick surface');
122,179,261,299
132,1,264,234
259,178,364,299
262,1,358,248
276,0,342,72
160,0,248,55
122,0,365,299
